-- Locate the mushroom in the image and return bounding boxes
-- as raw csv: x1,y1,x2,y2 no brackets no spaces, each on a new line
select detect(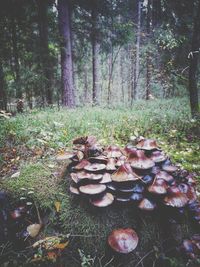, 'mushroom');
150,151,167,163
108,228,139,254
162,164,178,173
155,171,174,184
128,150,155,170
79,184,106,197
73,160,90,171
138,198,157,211
106,158,117,171
164,186,188,208
99,173,112,184
111,164,141,183
56,152,76,161
84,163,106,172
70,172,102,184
148,179,168,195
136,139,160,151
141,175,154,185
123,145,137,157
90,193,114,207
69,185,80,195
88,155,108,164
178,183,197,204
104,145,123,158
